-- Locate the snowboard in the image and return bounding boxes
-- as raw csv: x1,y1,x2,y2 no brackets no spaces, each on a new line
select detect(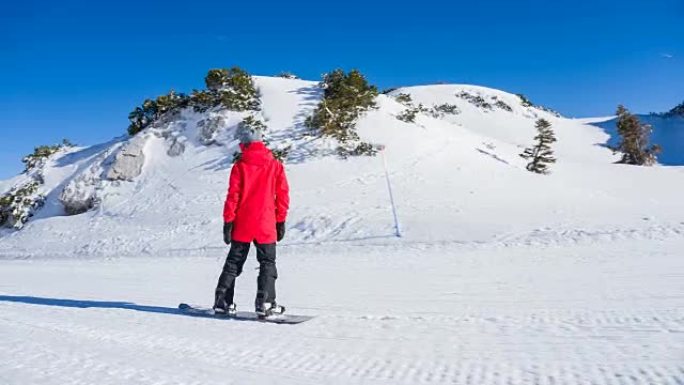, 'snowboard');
178,303,314,324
